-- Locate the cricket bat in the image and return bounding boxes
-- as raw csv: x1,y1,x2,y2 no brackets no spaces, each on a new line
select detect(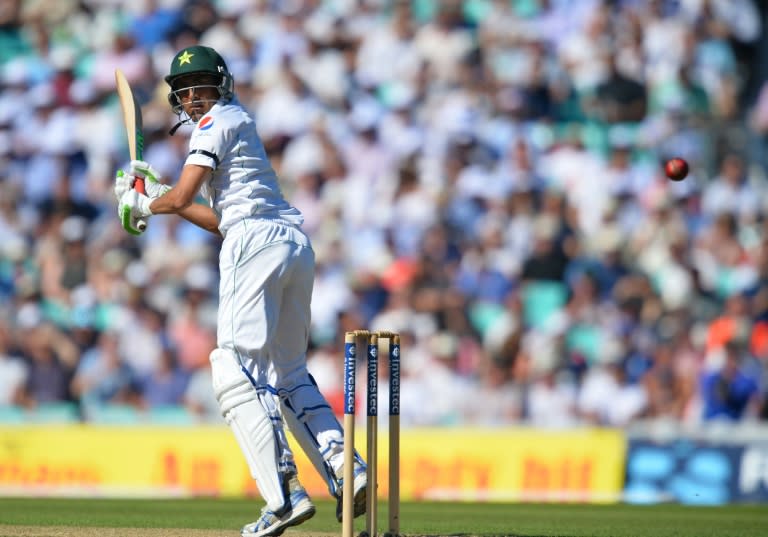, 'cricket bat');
114,69,147,232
